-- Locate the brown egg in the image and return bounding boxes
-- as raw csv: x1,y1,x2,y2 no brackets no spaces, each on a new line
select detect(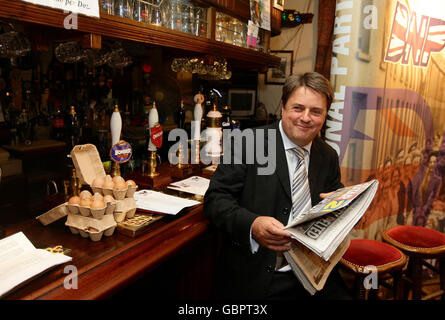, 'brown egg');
103,175,114,189
79,198,92,207
91,199,105,209
104,194,115,203
104,194,114,202
126,180,136,187
68,196,81,205
93,192,104,201
92,176,105,188
80,190,92,199
112,175,125,184
114,180,127,190
103,180,114,189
